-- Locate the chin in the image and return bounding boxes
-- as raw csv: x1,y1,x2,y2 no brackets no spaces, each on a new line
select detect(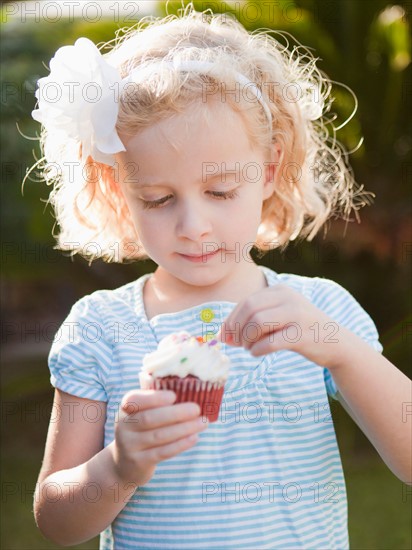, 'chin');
169,266,230,288
179,272,224,288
